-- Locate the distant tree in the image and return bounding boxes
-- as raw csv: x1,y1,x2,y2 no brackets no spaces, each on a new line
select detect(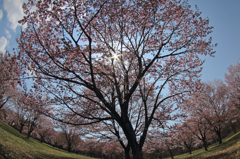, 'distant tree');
163,131,177,159
24,93,43,138
183,81,235,144
0,52,20,109
36,126,55,143
181,92,213,151
58,123,83,152
143,138,165,159
9,89,46,137
18,0,216,158
4,109,17,126
26,112,40,138
225,61,240,109
34,116,54,143
224,61,240,134
102,142,124,159
182,116,210,151
175,124,196,154
80,139,102,158
14,91,30,133
51,131,66,149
